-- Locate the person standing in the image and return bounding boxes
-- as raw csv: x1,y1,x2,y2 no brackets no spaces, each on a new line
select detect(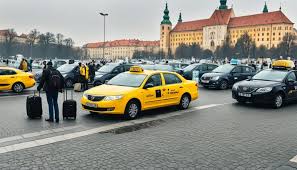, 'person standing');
79,63,89,90
88,61,96,82
37,61,65,123
19,58,28,72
